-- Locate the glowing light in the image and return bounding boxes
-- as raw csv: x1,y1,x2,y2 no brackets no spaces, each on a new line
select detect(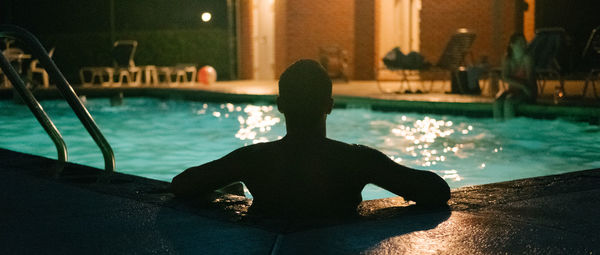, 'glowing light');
201,12,212,22
226,103,234,112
